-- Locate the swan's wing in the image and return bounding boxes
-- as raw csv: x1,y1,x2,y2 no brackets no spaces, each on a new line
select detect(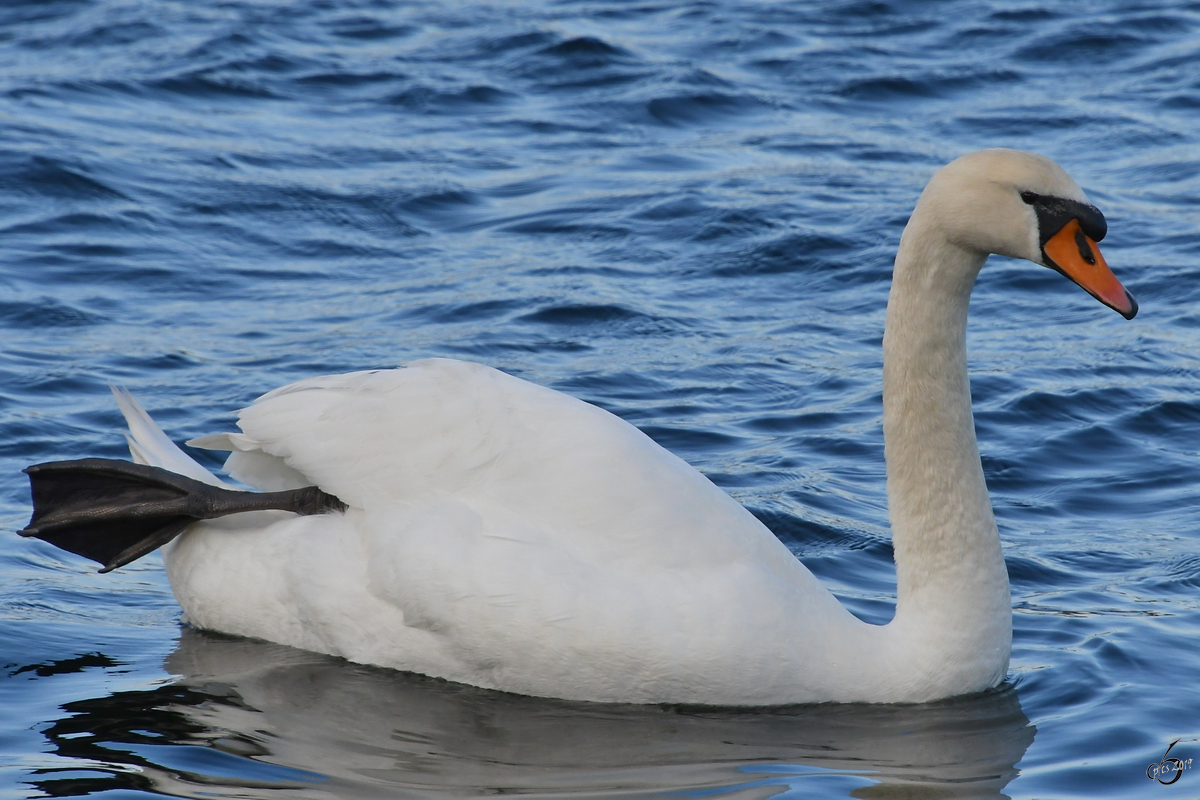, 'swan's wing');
225,358,781,567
